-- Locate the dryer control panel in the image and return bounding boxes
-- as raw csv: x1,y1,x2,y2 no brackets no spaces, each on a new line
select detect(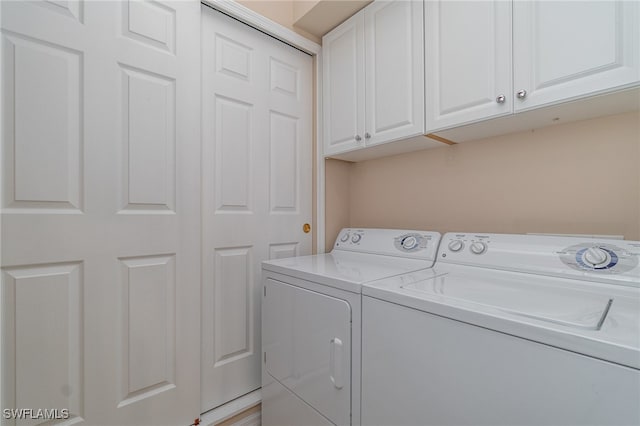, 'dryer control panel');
438,233,640,288
334,228,441,261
